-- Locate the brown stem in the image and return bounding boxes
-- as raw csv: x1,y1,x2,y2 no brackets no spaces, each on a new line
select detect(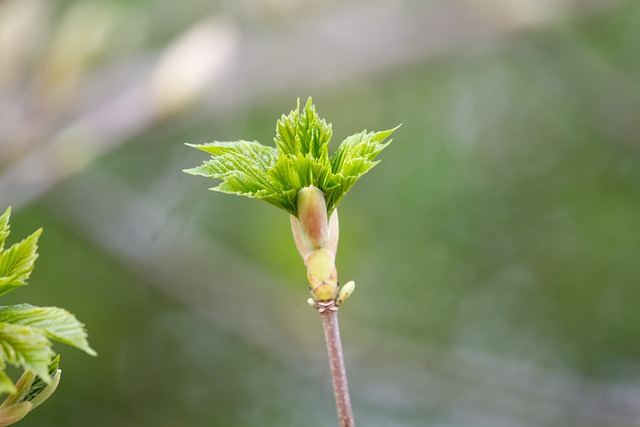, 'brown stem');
320,310,355,427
